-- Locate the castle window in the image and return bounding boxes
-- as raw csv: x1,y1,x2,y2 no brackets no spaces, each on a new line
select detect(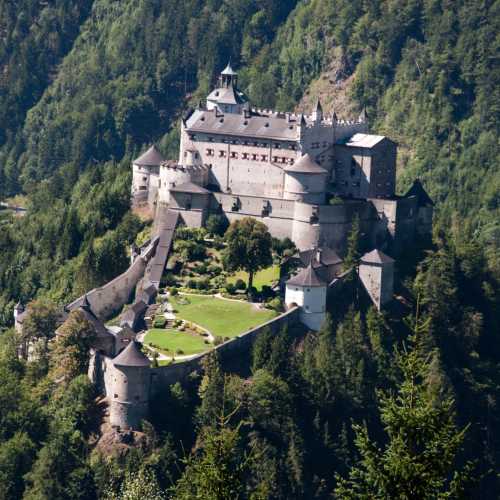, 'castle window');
231,151,238,159
305,305,309,311
143,177,147,181
295,288,299,291
209,137,214,142
312,142,320,149
219,150,226,158
350,167,356,177
261,155,268,161
195,152,199,159
289,159,295,165
306,288,310,292
139,186,147,190
273,156,279,162
275,143,281,149
252,153,258,160
114,394,118,398
386,182,391,186
206,148,214,156
377,183,382,188
353,181,360,187
291,145,297,151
